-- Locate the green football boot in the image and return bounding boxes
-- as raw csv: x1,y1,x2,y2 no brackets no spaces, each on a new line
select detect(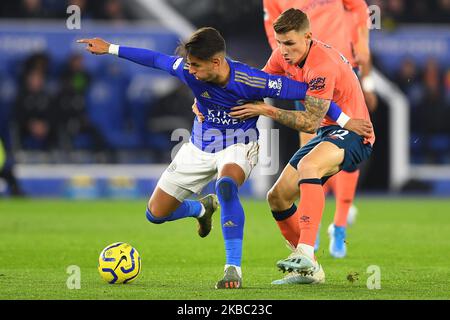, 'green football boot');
197,194,219,238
